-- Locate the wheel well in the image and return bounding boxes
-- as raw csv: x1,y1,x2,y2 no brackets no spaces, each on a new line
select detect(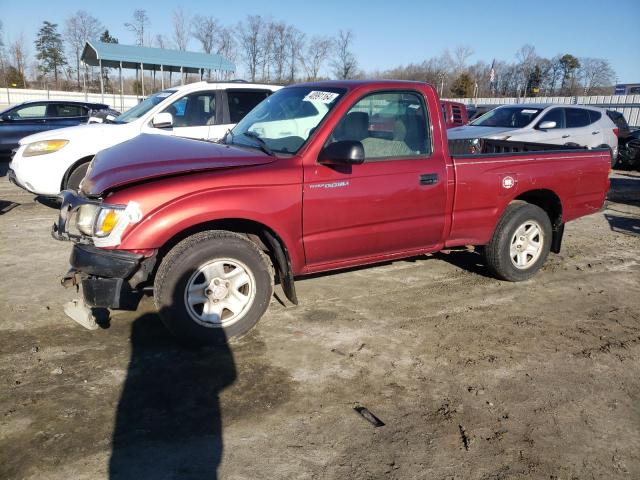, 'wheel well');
61,155,94,190
154,218,298,304
514,189,562,228
513,189,564,254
